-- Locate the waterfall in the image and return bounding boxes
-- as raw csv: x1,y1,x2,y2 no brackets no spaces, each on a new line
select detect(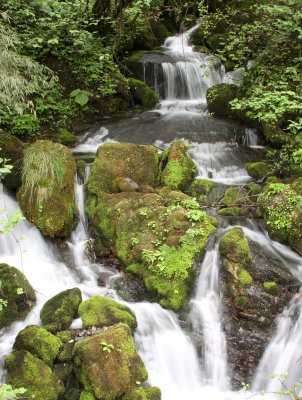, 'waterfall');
190,238,229,390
